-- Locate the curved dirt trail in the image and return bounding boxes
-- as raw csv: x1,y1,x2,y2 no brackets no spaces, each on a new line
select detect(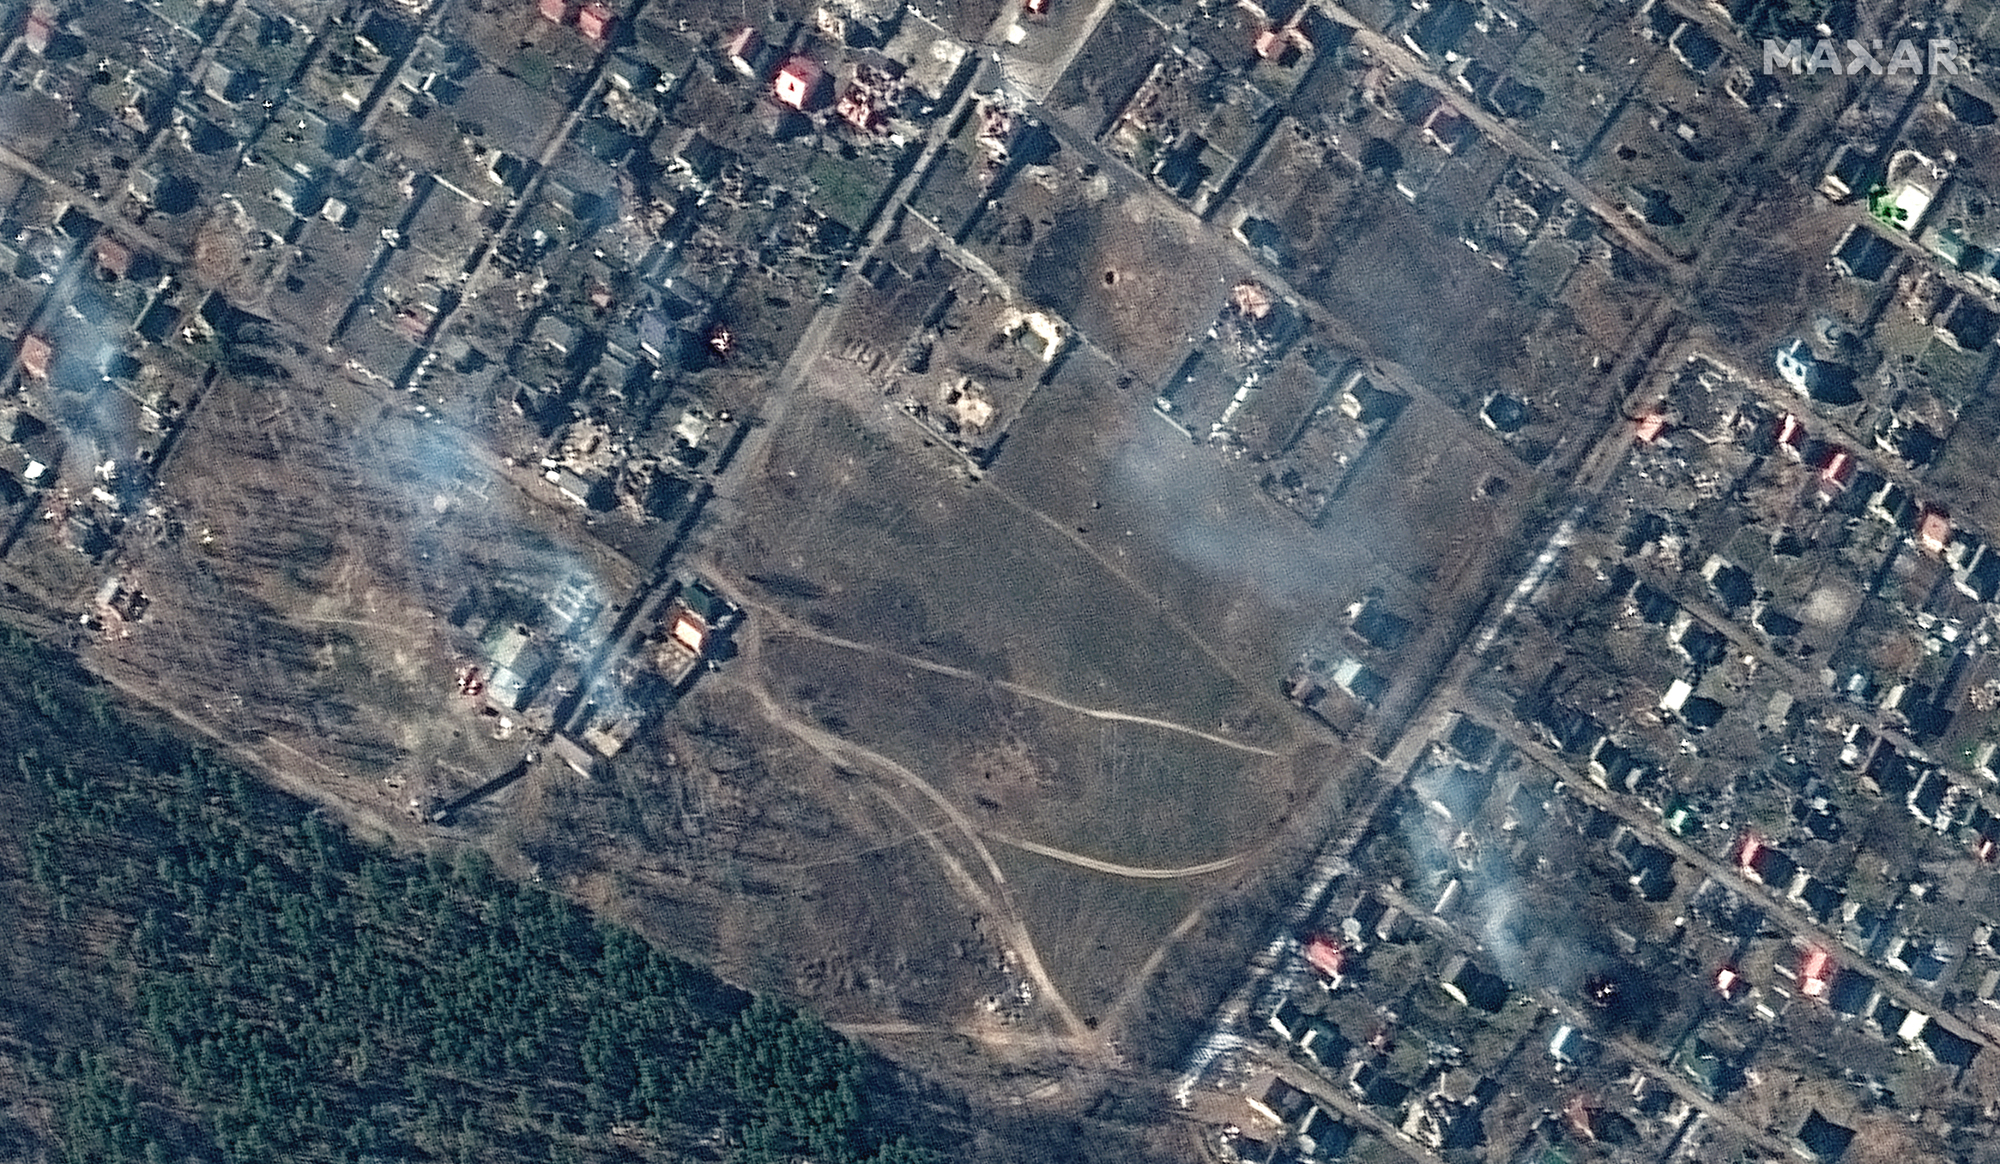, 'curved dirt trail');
721,596,1283,757
982,832,1246,879
732,679,1093,1044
